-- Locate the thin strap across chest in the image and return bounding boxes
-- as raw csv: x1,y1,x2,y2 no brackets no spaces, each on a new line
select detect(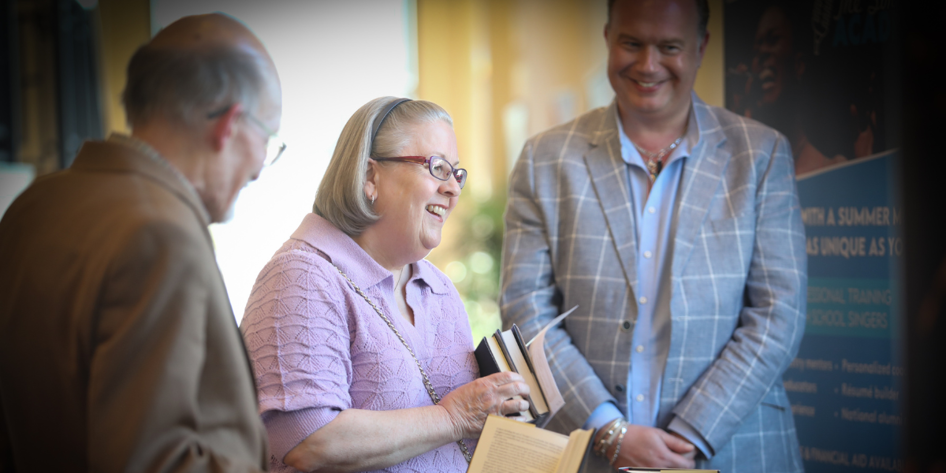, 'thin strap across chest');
331,263,473,464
